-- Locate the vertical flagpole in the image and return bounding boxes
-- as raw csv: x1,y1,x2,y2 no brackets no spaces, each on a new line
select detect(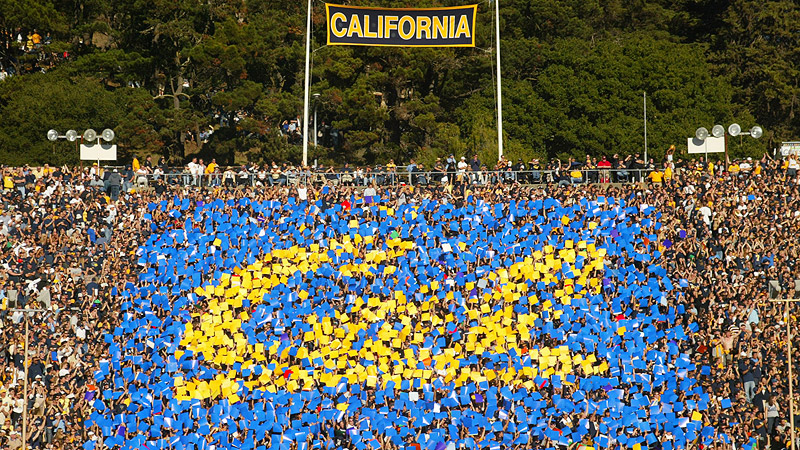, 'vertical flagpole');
495,0,504,162
302,0,313,167
643,92,648,164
